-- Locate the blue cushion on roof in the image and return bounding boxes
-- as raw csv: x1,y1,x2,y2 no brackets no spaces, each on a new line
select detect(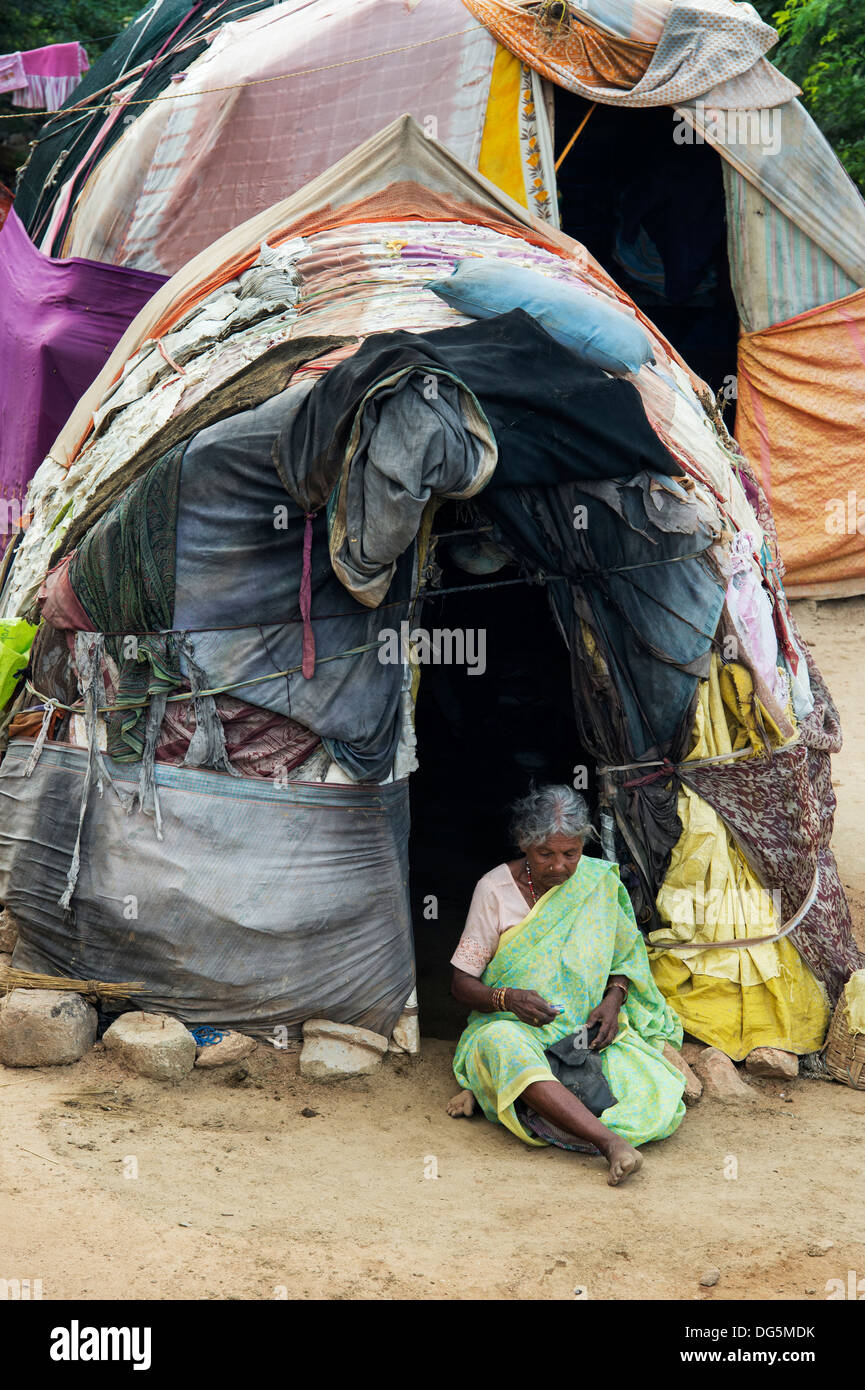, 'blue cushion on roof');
427,258,654,376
